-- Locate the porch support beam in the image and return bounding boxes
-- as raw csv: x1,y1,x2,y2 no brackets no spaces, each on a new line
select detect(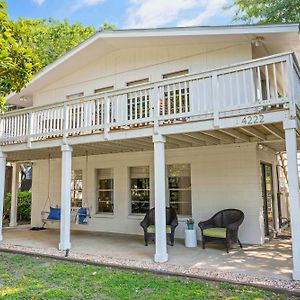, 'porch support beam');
59,144,73,251
240,126,266,141
220,128,250,142
153,134,168,263
204,131,235,143
263,124,285,139
0,151,7,241
9,163,19,227
284,119,300,280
